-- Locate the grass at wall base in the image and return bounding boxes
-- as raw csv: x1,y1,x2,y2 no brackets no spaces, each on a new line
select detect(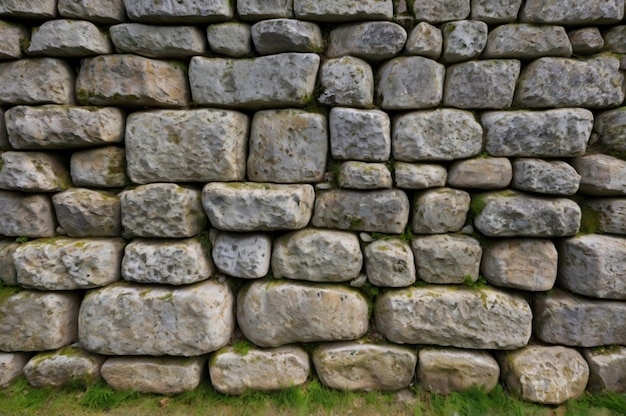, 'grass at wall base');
1,376,624,416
